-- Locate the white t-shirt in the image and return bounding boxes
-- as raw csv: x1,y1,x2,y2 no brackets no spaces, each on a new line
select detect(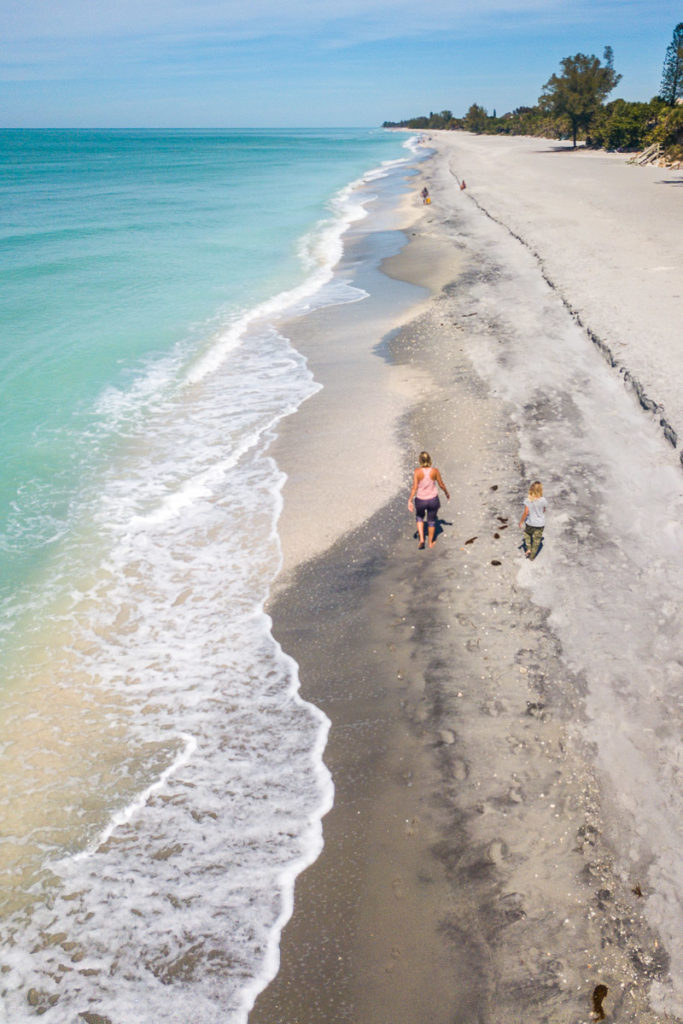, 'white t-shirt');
526,497,547,527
